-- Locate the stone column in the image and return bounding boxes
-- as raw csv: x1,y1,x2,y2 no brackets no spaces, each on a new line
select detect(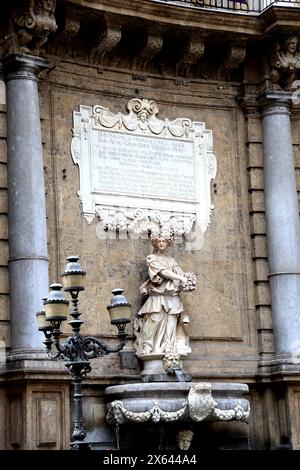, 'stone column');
2,54,49,352
260,91,300,356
